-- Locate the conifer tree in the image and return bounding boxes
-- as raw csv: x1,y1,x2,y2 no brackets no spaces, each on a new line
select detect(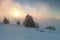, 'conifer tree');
17,20,20,25
23,14,37,28
3,17,9,24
